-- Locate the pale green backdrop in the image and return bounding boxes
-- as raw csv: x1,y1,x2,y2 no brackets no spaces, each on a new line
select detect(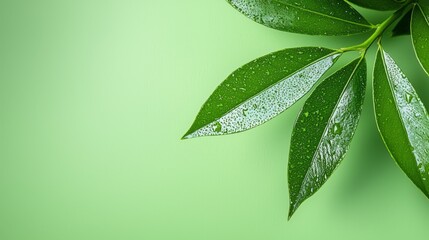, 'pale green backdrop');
1,1,429,240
